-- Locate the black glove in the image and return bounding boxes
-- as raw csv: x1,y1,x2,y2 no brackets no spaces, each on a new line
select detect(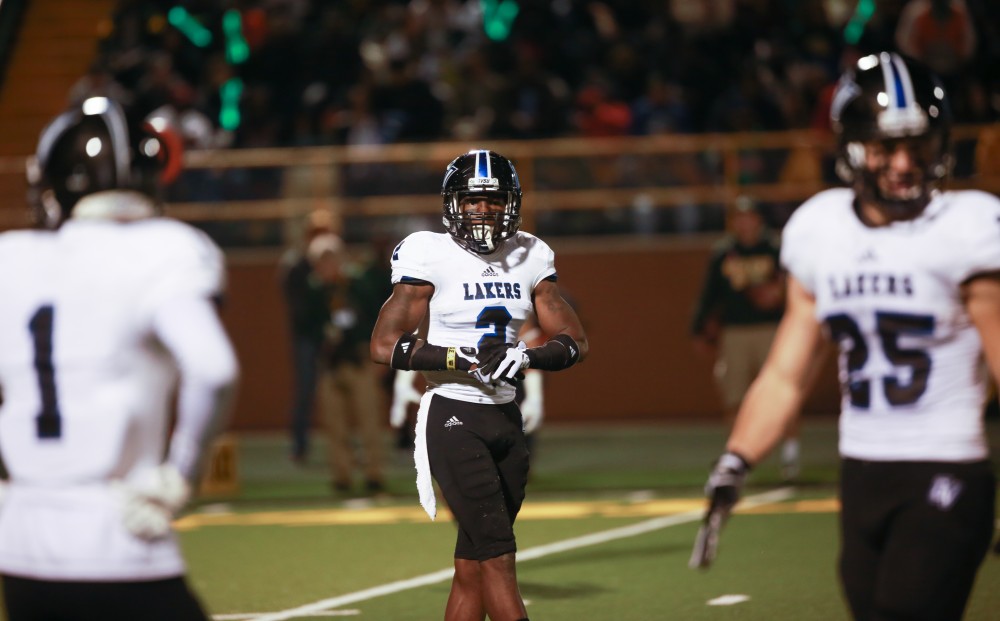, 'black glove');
689,451,751,569
705,451,750,510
